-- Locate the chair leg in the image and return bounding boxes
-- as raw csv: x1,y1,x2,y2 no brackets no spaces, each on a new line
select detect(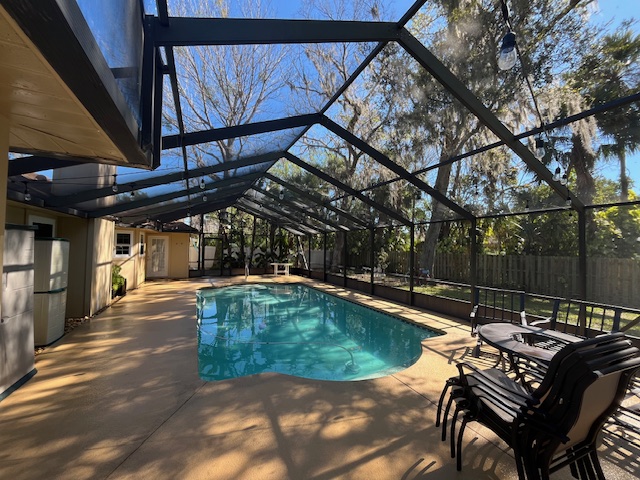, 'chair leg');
456,415,470,472
436,377,458,427
441,390,458,441
511,443,526,480
569,460,579,479
575,456,590,480
588,450,605,480
472,335,483,358
450,402,467,458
